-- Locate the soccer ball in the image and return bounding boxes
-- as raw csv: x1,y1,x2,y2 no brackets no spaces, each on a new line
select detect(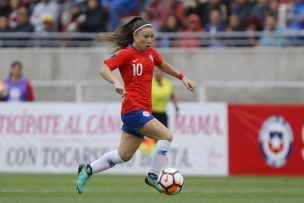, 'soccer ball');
157,168,184,195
